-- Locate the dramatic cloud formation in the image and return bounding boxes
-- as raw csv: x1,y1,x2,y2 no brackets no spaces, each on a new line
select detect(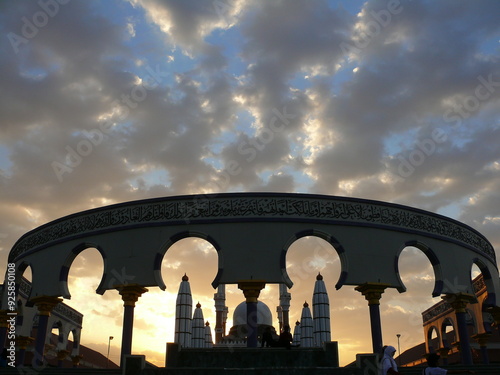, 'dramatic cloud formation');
1,0,499,367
